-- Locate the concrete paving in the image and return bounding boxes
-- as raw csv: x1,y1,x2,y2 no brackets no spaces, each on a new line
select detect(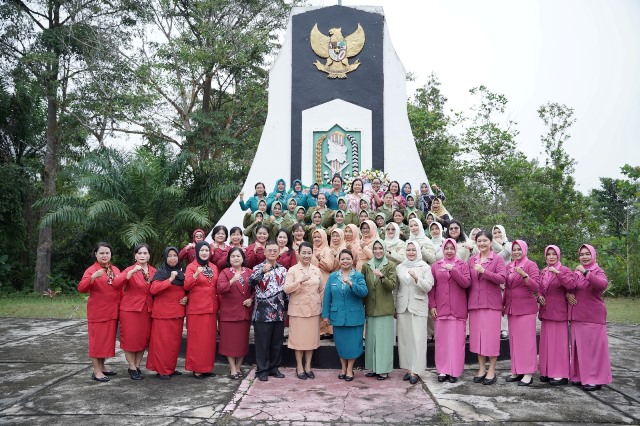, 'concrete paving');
0,318,638,425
